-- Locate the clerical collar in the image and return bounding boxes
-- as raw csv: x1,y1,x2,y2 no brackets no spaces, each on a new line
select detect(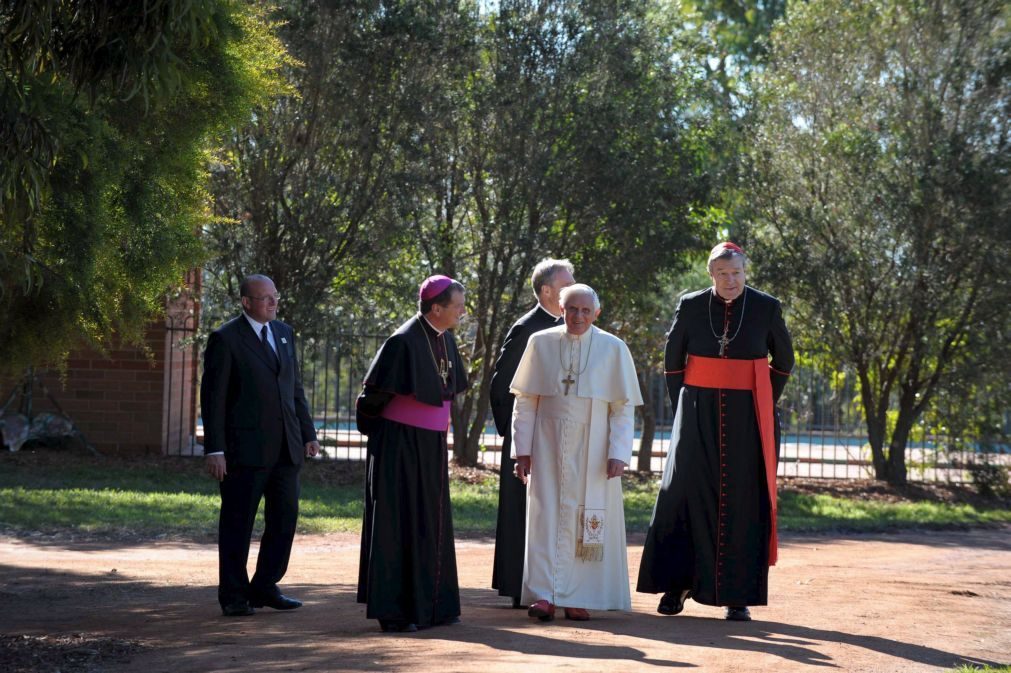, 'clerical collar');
713,287,745,305
536,303,562,320
420,313,445,336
